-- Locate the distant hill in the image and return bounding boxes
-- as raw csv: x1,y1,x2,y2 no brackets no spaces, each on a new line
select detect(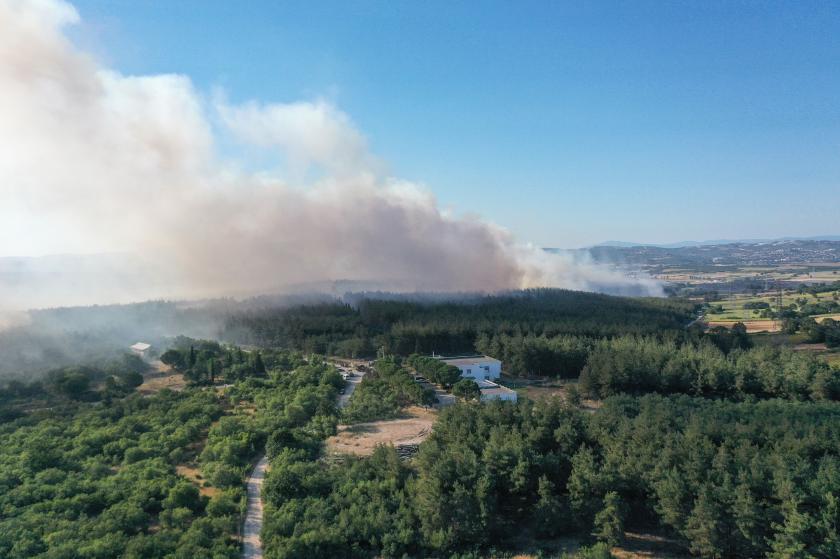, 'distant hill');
566,239,840,270
0,253,469,312
0,253,184,311
590,235,840,249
